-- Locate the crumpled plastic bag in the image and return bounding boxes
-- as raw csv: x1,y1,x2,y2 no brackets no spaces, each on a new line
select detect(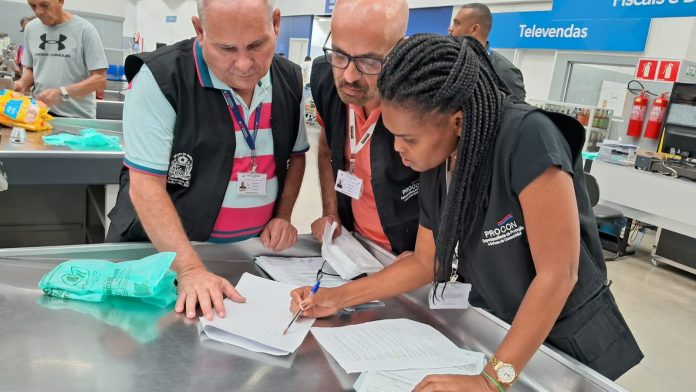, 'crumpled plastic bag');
42,128,122,151
0,89,53,131
38,252,178,308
